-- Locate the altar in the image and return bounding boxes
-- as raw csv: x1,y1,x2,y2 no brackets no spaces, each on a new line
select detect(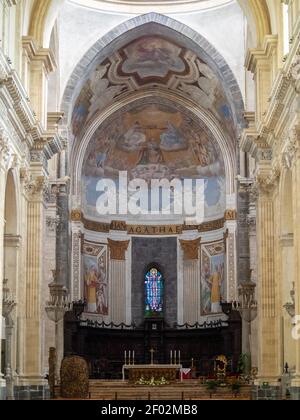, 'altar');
122,365,183,383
